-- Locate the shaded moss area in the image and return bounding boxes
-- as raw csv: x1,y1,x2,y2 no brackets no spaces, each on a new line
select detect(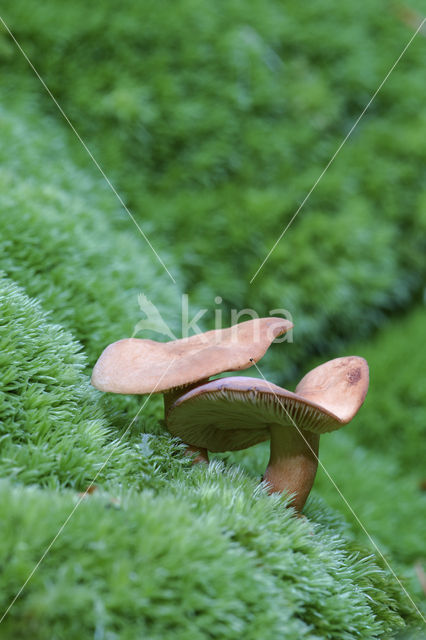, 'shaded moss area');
1,0,425,378
0,103,180,367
